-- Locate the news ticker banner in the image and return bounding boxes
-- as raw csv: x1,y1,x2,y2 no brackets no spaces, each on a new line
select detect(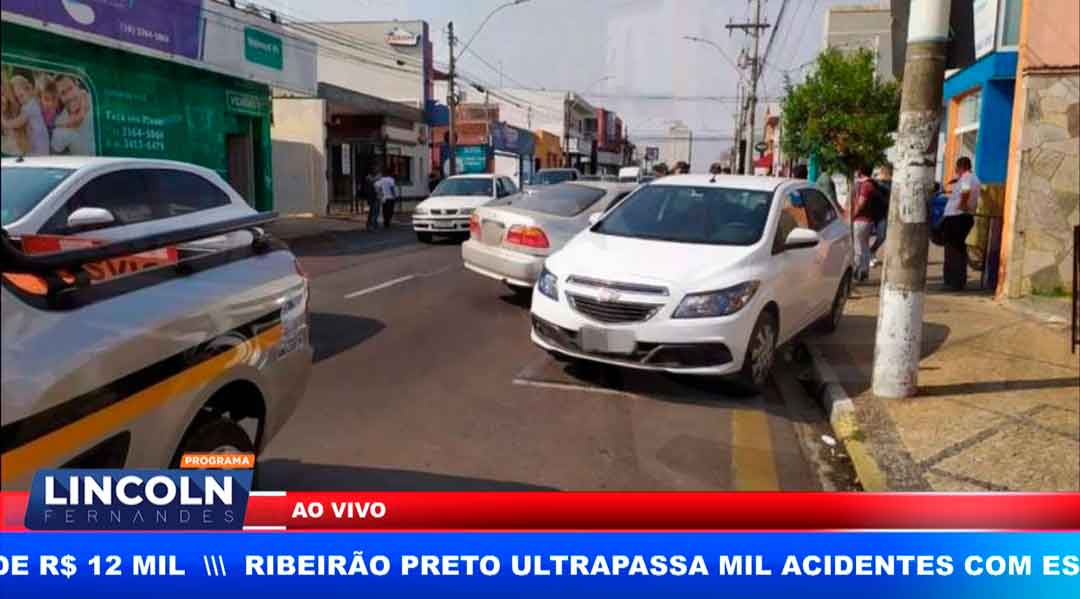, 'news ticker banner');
0,470,1078,596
